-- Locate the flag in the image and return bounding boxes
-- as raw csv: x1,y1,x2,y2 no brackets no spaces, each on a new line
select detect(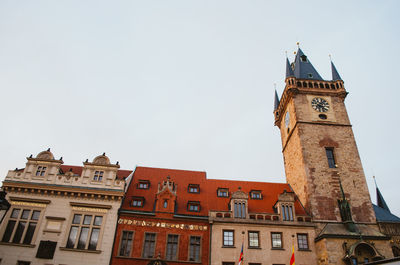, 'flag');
238,243,244,265
290,245,295,265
